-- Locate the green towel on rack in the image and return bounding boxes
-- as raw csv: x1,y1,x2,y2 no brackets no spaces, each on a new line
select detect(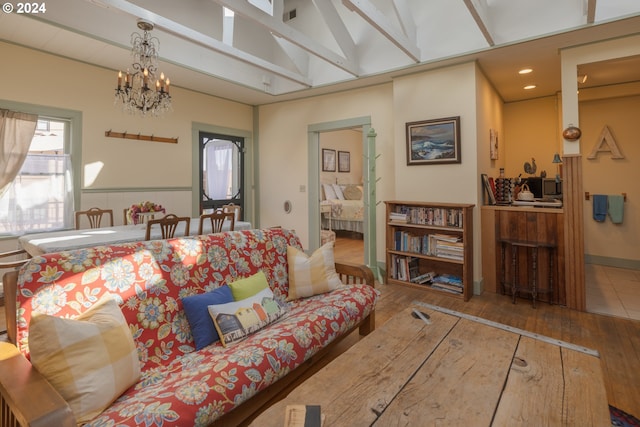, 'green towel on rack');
608,195,624,224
